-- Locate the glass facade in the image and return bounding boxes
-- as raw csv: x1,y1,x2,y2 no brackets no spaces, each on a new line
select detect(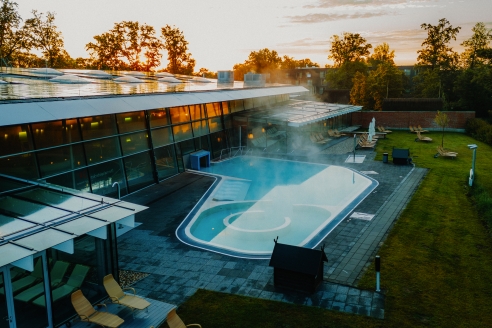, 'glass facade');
0,93,345,198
